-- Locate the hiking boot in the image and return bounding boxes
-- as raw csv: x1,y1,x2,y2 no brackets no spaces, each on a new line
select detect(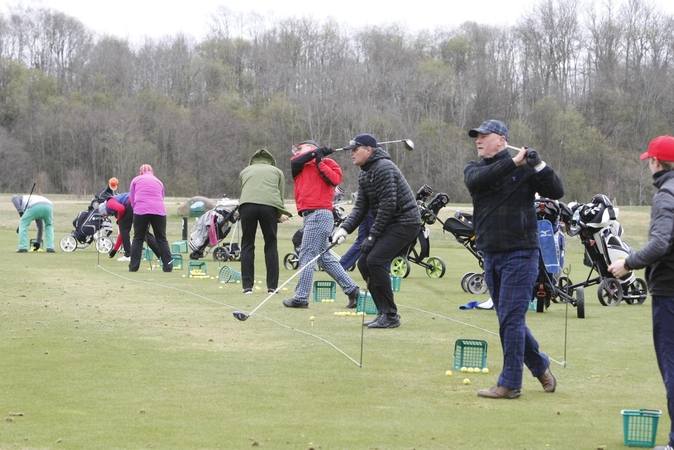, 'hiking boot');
363,314,383,326
346,288,360,308
283,298,309,309
15,249,27,253
242,289,253,295
537,368,557,393
368,314,400,328
477,385,522,399
46,248,55,253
